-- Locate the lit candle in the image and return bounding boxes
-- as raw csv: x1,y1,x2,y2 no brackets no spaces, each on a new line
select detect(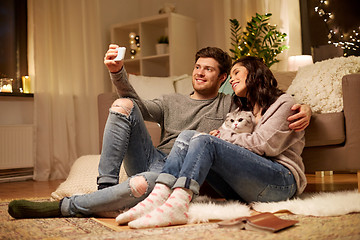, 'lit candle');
0,78,13,93
21,76,31,93
1,84,12,92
